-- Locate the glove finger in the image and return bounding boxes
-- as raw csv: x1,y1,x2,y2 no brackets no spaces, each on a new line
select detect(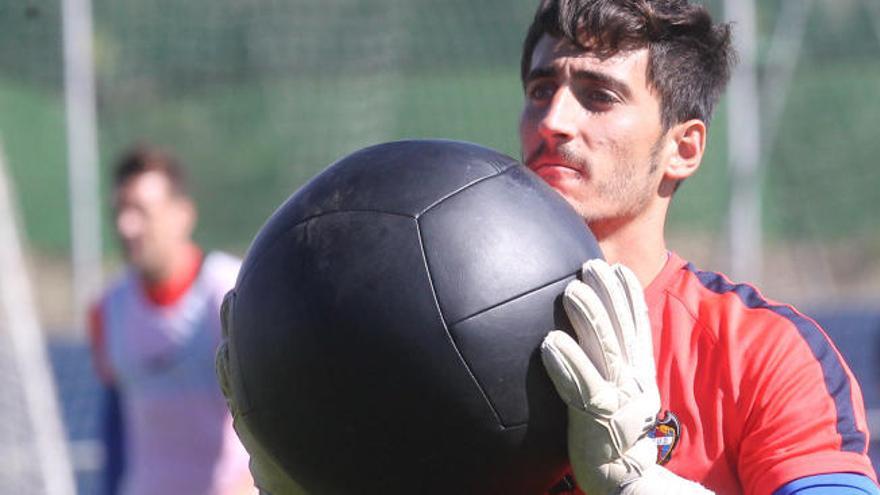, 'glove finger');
541,330,610,410
613,264,656,375
215,341,233,403
582,259,636,364
564,279,622,381
220,289,235,339
216,291,236,403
